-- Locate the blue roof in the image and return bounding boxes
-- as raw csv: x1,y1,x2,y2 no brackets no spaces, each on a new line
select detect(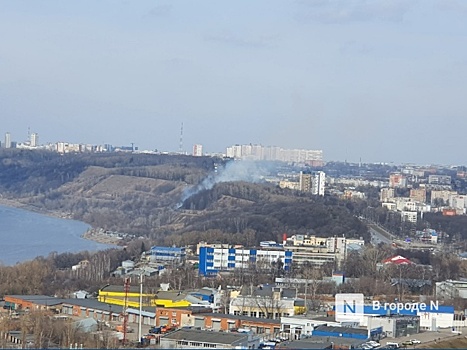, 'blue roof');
151,246,185,252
